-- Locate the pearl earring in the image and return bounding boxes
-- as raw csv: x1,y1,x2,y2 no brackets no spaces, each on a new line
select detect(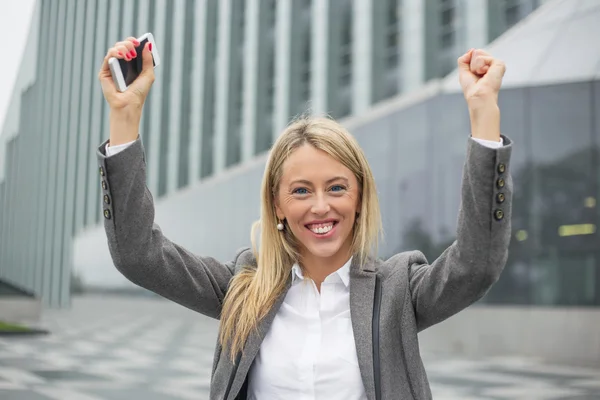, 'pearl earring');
277,222,284,231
